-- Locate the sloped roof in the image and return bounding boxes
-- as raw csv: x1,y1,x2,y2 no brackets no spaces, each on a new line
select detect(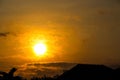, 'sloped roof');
57,64,114,80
